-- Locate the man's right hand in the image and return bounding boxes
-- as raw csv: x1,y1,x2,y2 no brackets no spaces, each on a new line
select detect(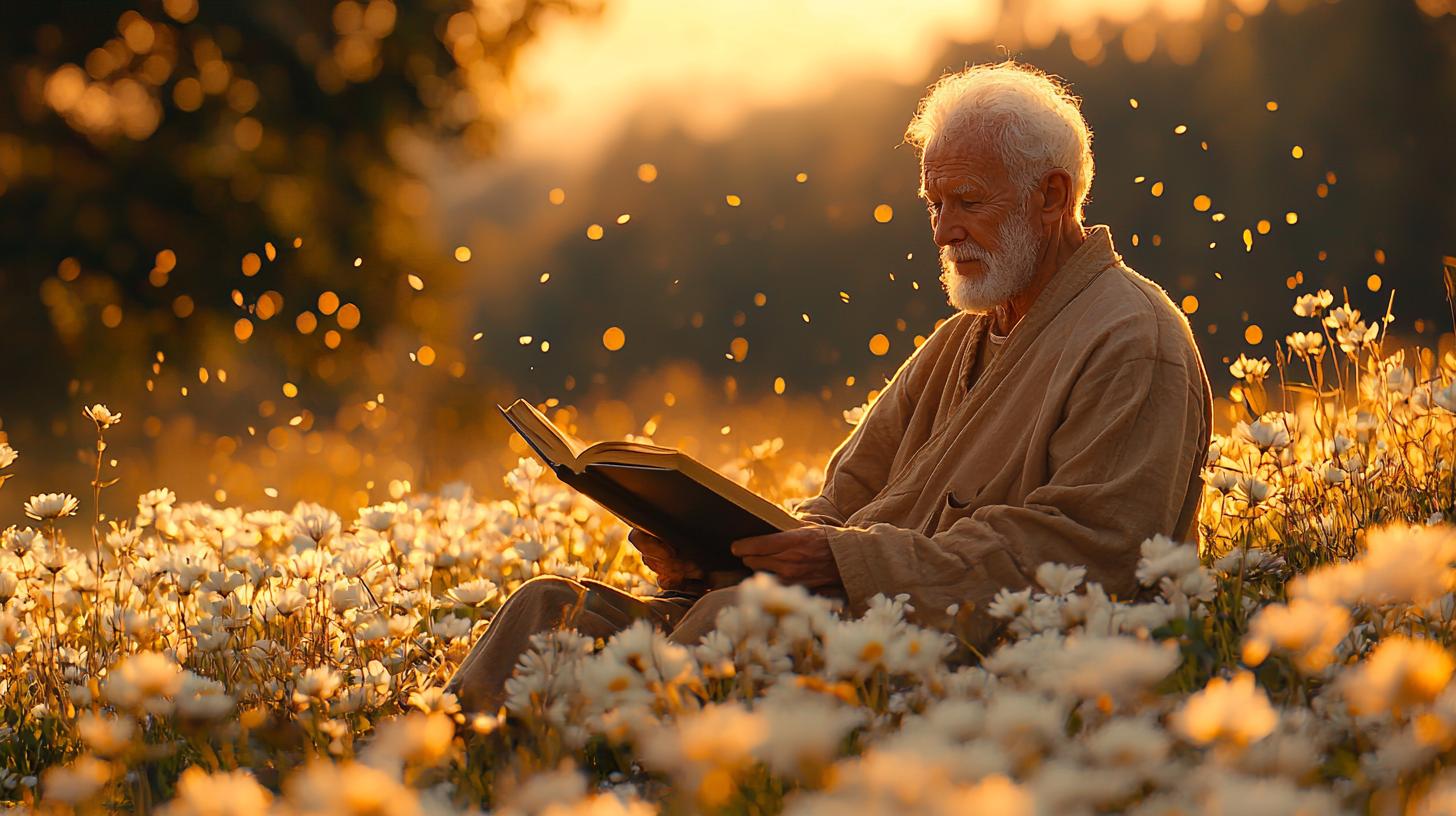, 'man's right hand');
628,528,704,590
